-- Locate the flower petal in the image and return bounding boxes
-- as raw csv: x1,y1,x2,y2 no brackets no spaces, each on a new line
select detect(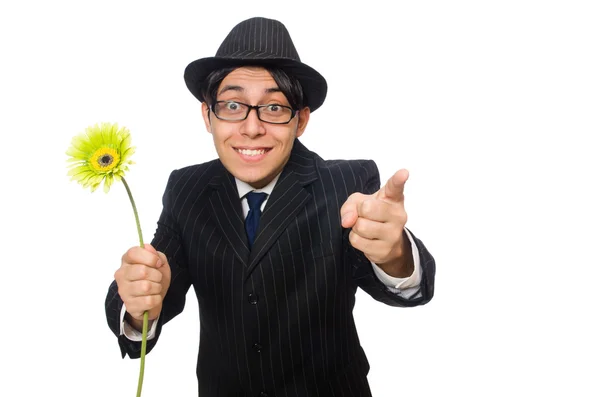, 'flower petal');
66,122,136,193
